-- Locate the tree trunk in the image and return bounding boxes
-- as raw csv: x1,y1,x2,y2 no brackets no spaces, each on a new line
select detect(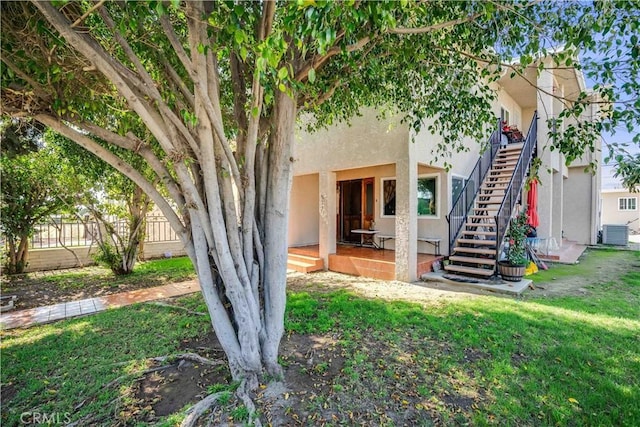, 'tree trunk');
259,91,297,377
7,234,31,274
